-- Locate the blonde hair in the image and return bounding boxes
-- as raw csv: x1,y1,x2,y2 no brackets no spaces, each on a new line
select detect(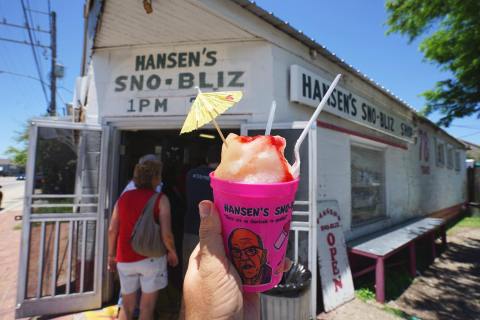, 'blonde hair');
133,160,162,189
